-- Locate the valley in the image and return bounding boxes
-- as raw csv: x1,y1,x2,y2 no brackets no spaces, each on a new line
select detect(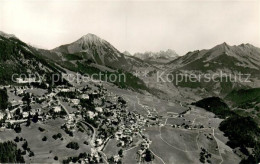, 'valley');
0,31,259,164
